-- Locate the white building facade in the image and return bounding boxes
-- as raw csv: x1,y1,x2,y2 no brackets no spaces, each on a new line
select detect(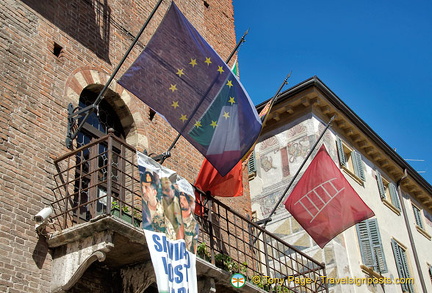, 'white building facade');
249,76,432,293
